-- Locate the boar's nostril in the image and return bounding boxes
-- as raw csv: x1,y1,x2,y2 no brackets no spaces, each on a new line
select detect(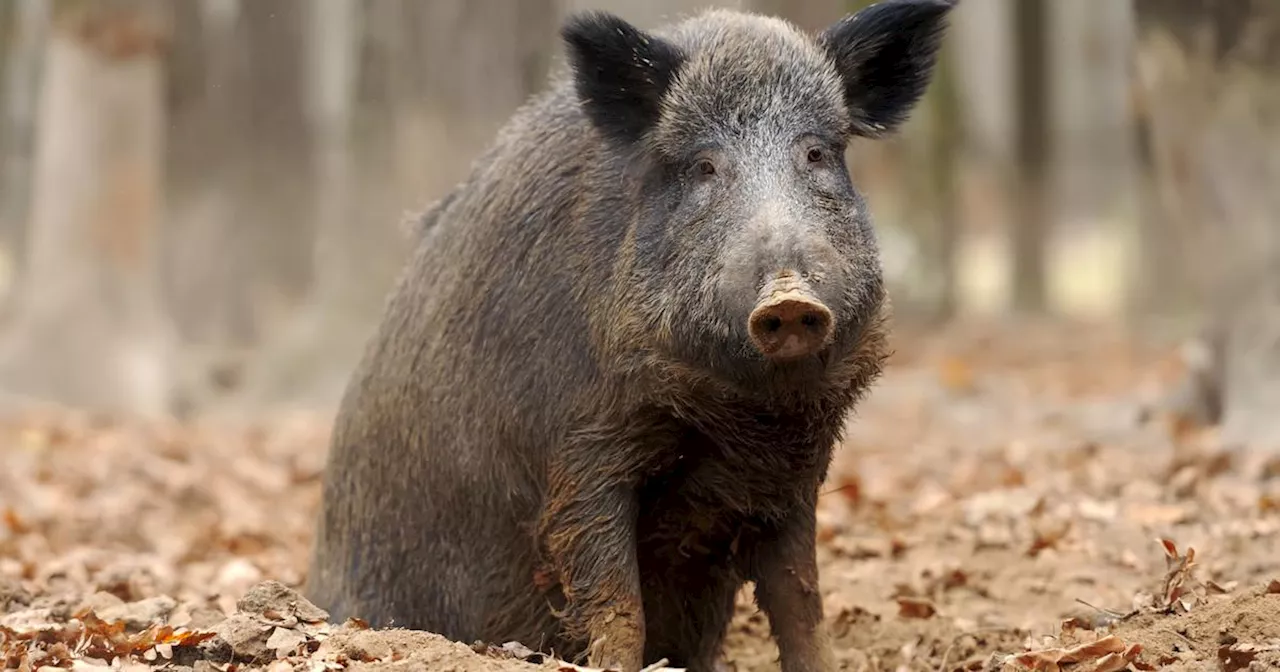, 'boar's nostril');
747,294,834,361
